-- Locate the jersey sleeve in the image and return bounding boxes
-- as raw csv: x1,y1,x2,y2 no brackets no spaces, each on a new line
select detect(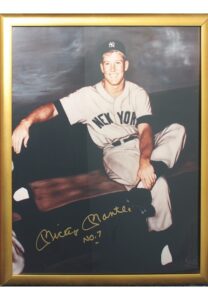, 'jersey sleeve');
55,89,86,125
134,88,153,126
